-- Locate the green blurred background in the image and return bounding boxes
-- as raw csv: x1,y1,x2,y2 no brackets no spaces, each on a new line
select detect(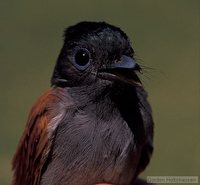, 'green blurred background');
0,0,199,185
